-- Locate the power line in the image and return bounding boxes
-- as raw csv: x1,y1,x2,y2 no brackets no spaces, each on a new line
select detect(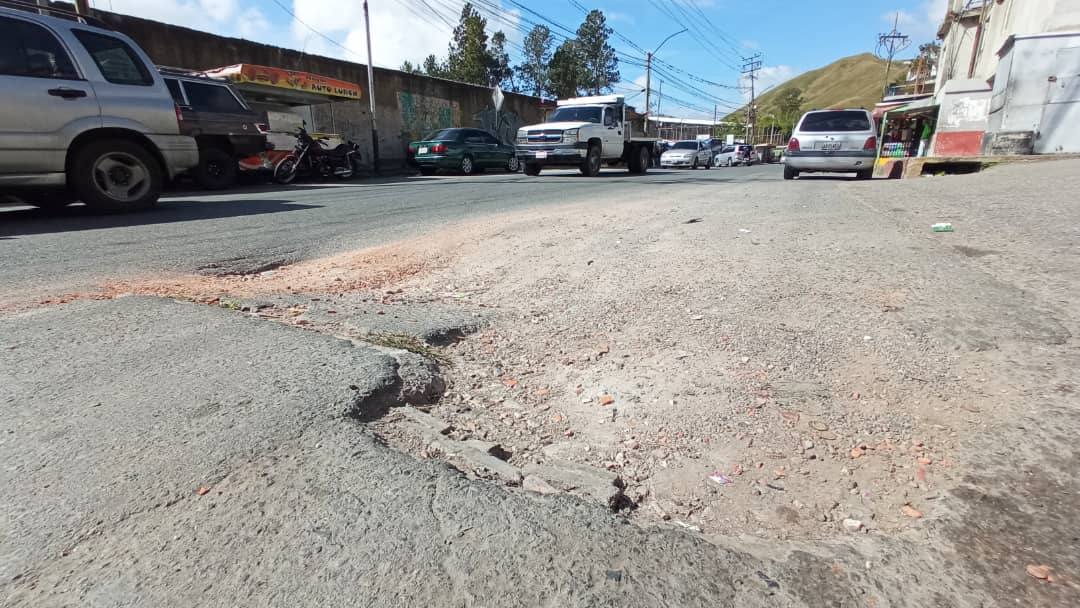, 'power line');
876,12,911,97
741,53,762,142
